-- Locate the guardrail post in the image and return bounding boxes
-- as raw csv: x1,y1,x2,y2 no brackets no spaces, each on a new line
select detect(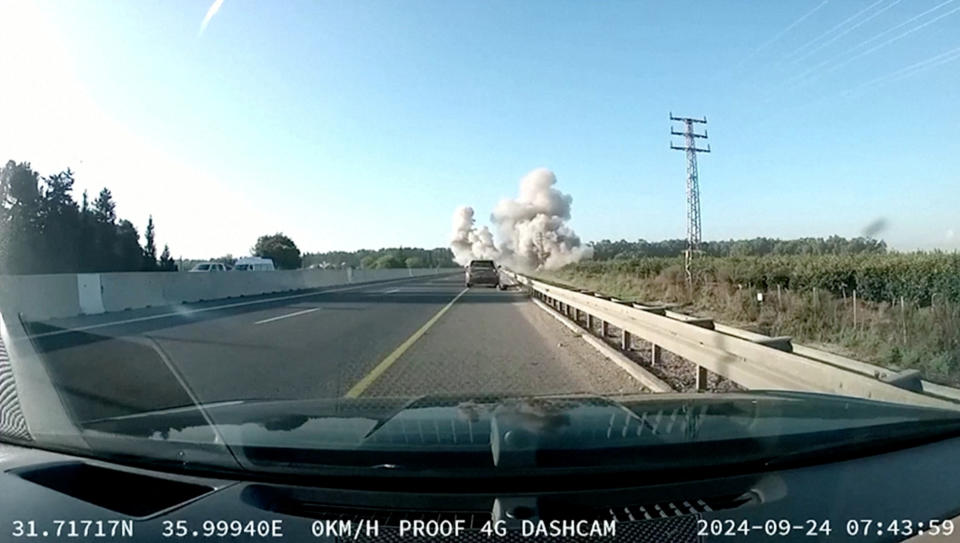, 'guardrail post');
651,343,661,366
601,320,609,337
586,313,594,332
696,366,709,391
621,329,632,351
